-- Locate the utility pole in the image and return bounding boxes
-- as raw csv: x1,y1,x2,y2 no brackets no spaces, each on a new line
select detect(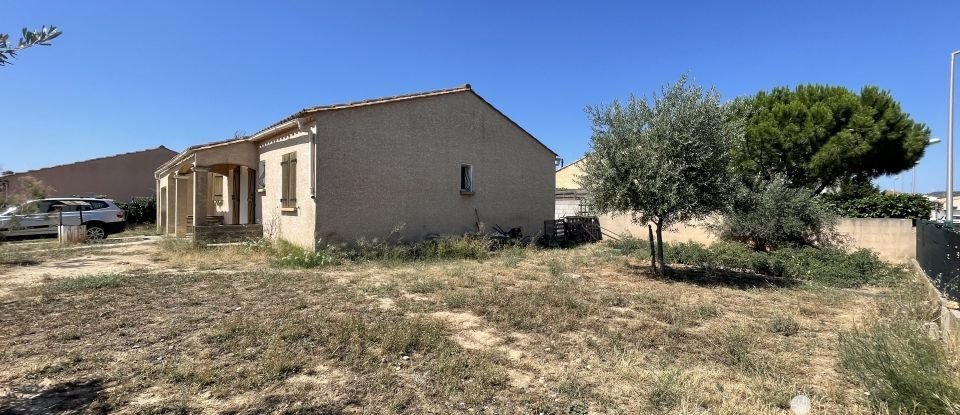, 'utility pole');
947,51,959,222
